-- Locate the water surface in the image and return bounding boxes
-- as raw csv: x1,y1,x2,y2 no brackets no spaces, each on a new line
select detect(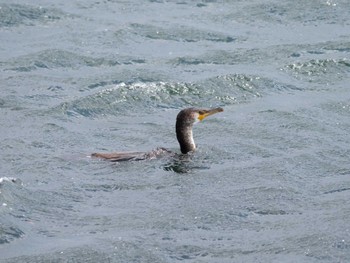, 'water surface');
1,0,350,262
